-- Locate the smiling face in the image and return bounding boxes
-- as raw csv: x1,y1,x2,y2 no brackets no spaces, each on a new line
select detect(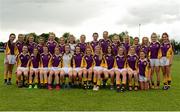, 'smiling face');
103,31,108,39
18,34,24,42
54,47,60,55
65,45,70,53
134,38,139,45
9,34,16,42
93,33,98,41
33,48,39,55
95,46,101,55
107,46,112,54
129,47,135,55
162,33,168,43
75,46,81,54
49,33,55,41
80,35,86,43
28,36,34,43
22,46,28,53
151,33,157,42
86,47,92,55
39,38,44,44
59,37,65,45
139,51,145,59
118,47,124,55
142,37,149,45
